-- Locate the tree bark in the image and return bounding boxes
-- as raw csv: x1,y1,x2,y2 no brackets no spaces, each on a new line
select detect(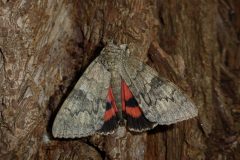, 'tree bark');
0,0,239,160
